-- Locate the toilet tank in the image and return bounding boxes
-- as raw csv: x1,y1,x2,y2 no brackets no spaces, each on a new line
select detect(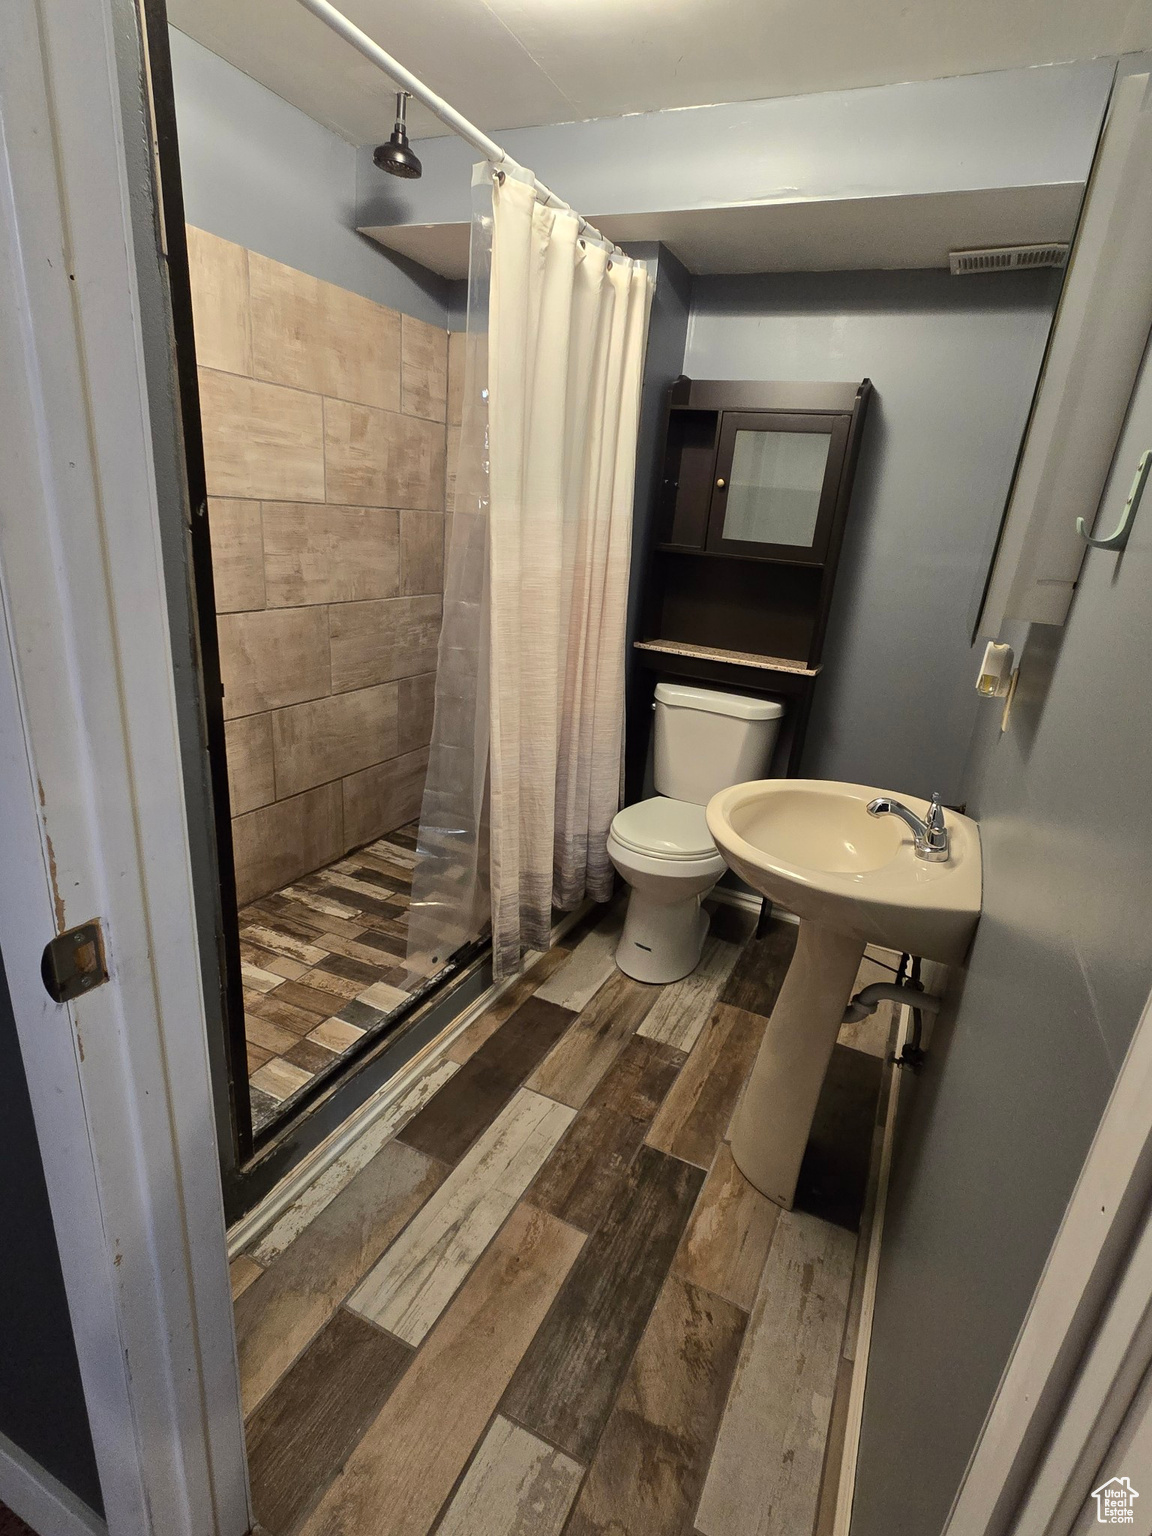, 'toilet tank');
653,682,784,805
